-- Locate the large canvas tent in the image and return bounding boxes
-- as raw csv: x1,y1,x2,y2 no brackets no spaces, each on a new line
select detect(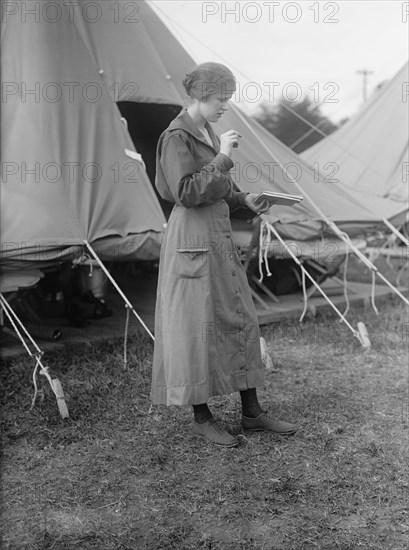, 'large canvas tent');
301,62,409,203
1,0,407,273
68,0,409,321
72,0,407,243
0,2,166,272
1,1,407,417
1,0,408,368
